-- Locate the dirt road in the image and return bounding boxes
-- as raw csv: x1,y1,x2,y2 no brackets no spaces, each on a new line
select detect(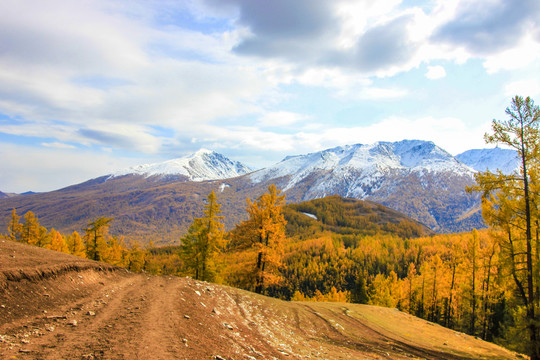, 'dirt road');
0,240,522,359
